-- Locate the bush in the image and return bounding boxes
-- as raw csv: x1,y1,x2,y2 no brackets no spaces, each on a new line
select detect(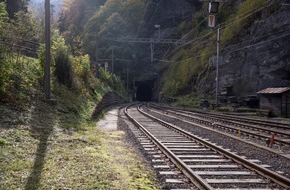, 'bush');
0,55,41,104
54,49,73,88
0,138,6,146
97,68,125,96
